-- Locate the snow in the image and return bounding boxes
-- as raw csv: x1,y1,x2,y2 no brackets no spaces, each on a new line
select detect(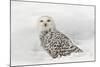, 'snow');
11,1,95,66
